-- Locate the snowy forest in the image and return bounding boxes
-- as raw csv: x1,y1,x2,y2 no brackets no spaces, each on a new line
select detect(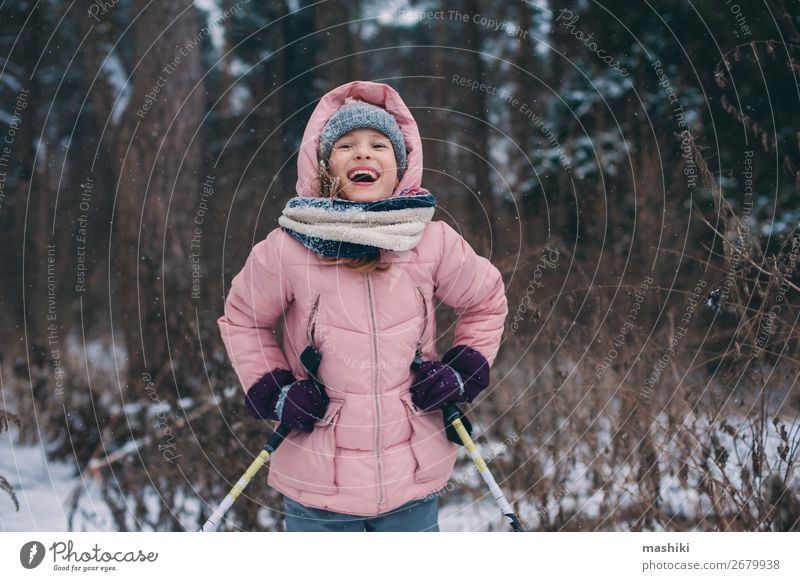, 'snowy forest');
1,0,799,532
